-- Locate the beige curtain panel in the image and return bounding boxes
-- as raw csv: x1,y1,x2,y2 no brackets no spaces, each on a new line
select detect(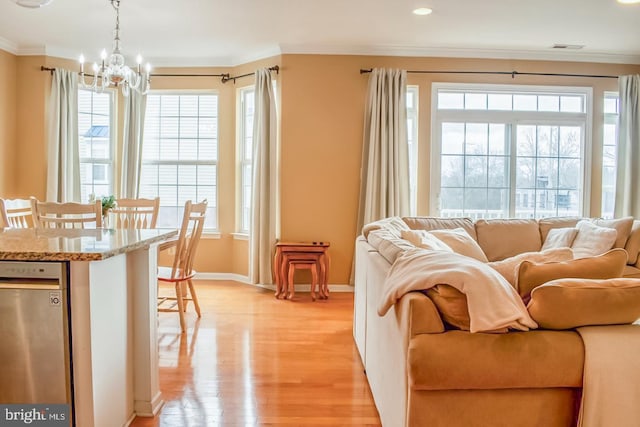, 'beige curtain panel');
47,69,81,203
249,68,279,285
120,81,148,198
615,75,640,218
356,68,410,235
